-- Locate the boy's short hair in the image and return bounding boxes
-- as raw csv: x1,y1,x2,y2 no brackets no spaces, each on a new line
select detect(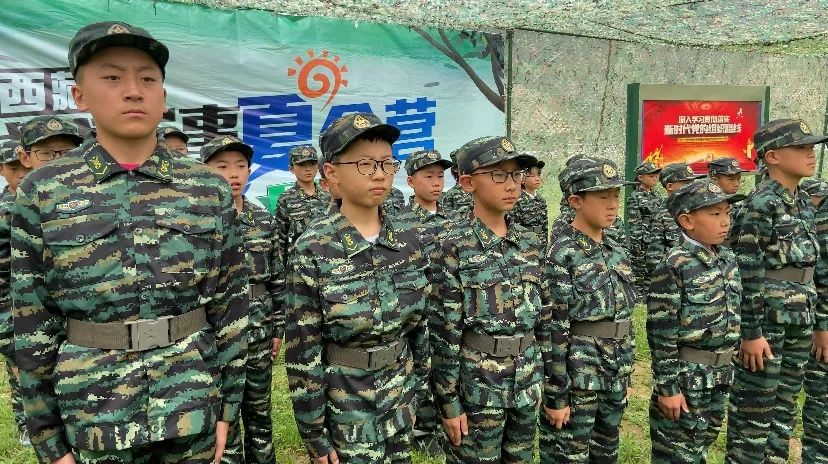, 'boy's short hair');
666,179,744,221
19,116,83,149
200,135,253,163
455,136,534,175
69,21,169,77
319,113,399,162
